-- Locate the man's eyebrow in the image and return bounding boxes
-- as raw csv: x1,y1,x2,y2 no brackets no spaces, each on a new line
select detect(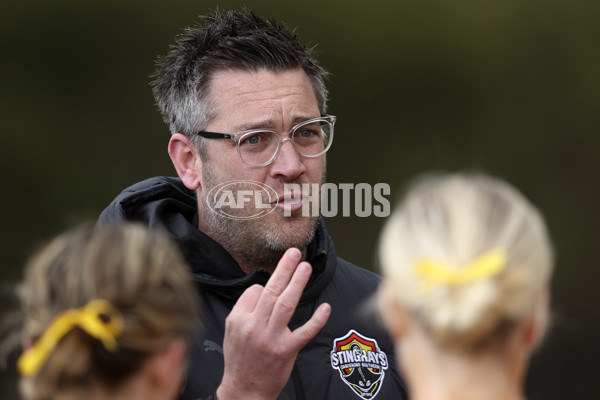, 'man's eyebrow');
291,114,320,126
235,119,276,132
234,115,320,132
